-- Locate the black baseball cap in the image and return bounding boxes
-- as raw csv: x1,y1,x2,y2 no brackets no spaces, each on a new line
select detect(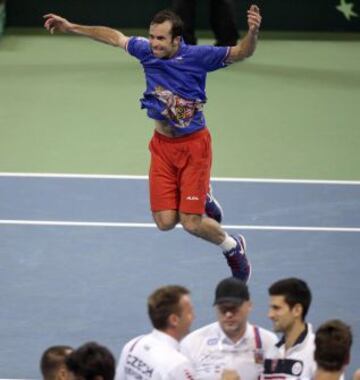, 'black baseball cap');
213,277,250,305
